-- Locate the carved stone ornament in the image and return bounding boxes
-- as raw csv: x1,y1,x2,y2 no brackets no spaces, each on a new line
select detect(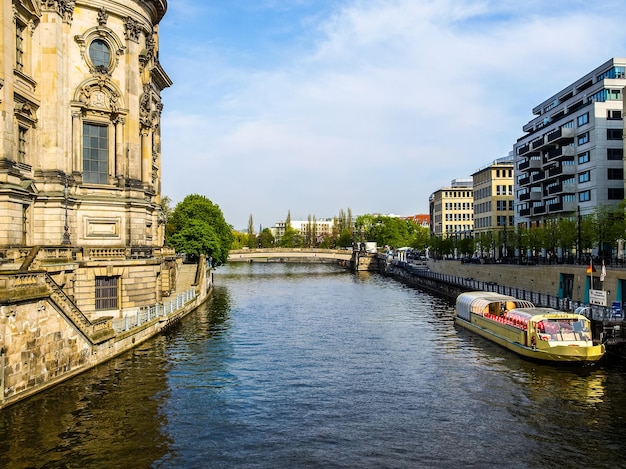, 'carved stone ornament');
75,80,125,115
97,7,108,26
124,16,142,42
139,84,153,128
41,0,76,23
